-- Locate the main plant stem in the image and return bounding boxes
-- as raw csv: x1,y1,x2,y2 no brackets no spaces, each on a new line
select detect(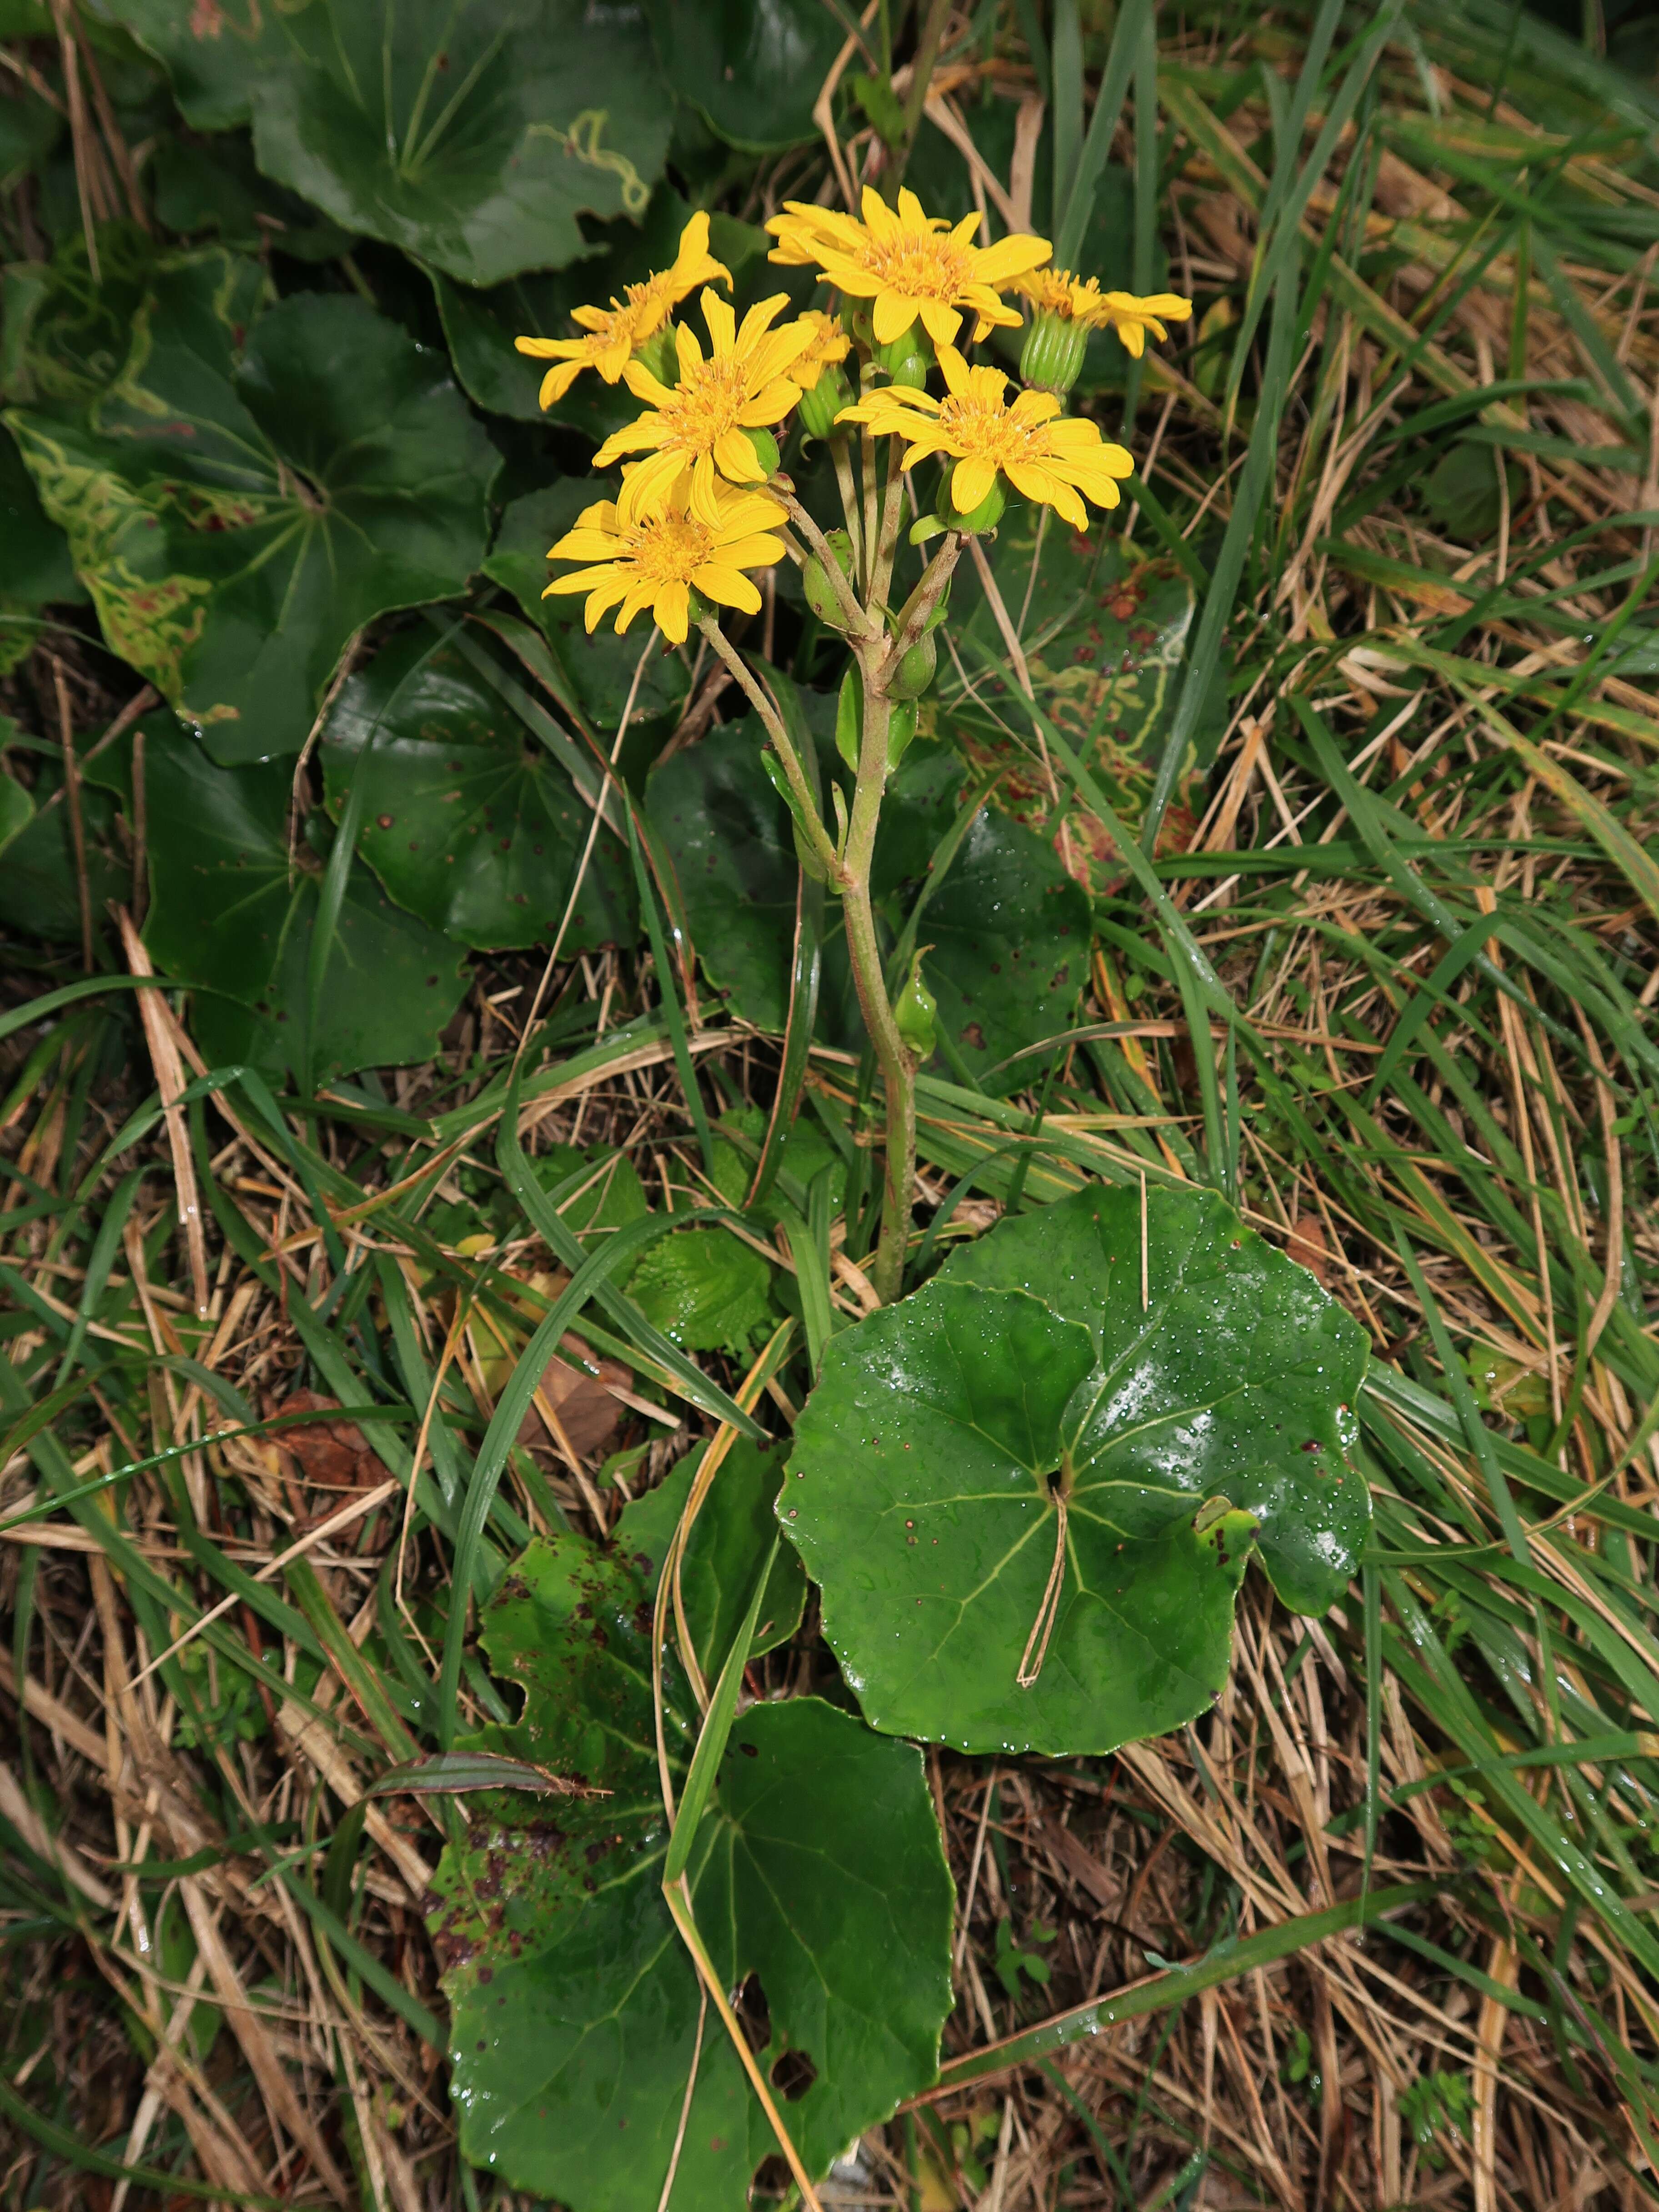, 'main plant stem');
839,673,917,1304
